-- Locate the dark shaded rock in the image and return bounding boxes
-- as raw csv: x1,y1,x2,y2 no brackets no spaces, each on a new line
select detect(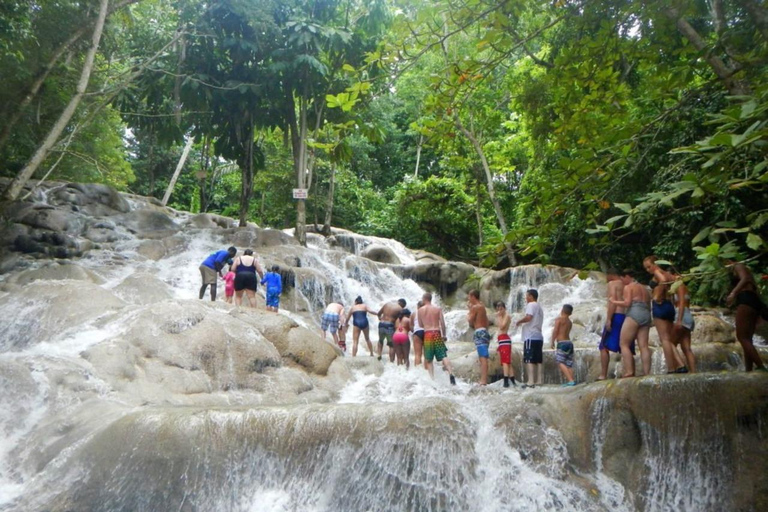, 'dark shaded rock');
50,183,130,216
395,261,476,299
16,205,83,233
14,235,45,254
227,227,298,249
